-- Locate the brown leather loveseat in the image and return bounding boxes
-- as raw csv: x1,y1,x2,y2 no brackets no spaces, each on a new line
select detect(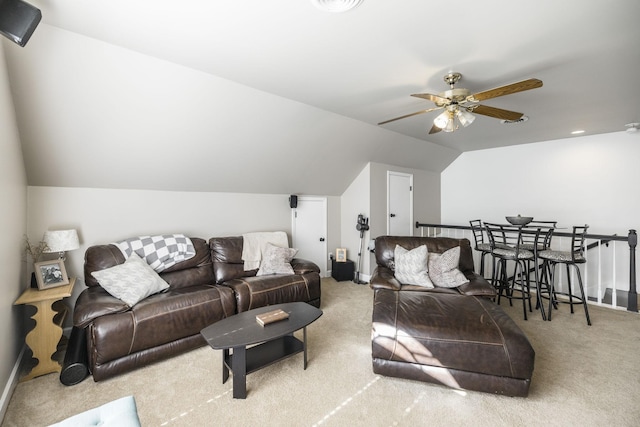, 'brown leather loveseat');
370,236,535,397
72,236,320,382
